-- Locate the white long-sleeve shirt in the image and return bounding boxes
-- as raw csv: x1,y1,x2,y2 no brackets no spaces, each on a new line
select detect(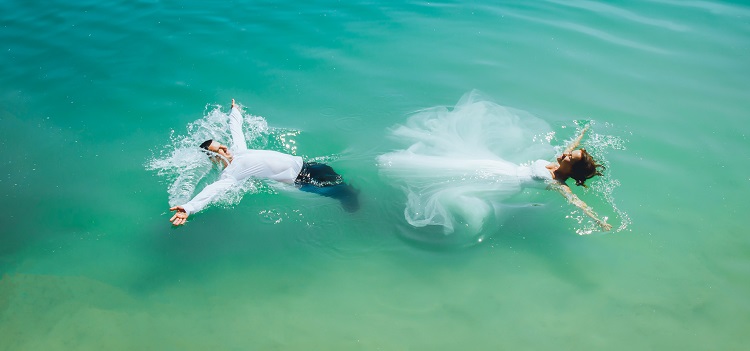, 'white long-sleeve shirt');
181,107,303,215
